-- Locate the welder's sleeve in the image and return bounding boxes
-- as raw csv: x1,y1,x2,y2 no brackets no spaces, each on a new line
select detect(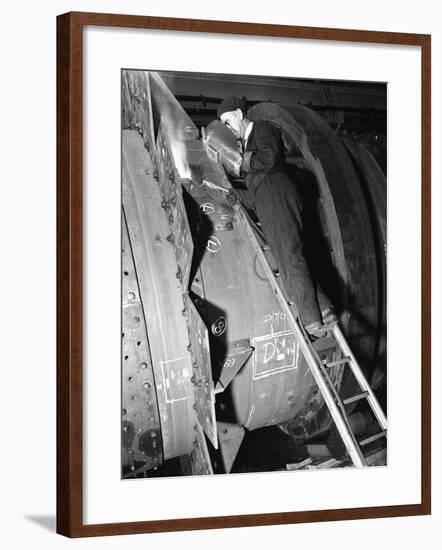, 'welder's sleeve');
241,122,284,174
229,187,254,211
